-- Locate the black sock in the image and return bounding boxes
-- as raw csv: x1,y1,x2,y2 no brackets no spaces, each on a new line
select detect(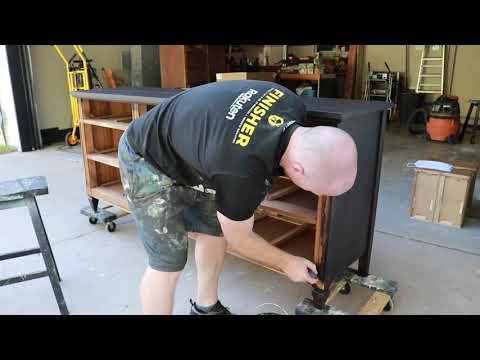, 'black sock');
195,301,219,313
